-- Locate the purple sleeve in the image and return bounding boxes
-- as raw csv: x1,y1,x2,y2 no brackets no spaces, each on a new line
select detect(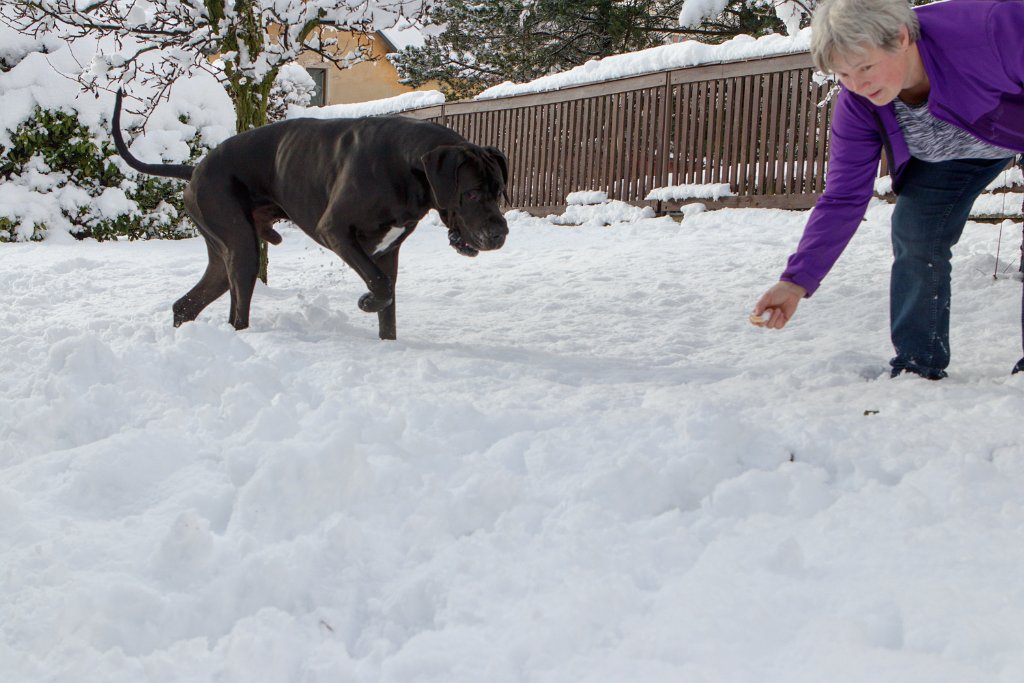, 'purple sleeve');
780,90,883,296
990,3,1024,87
